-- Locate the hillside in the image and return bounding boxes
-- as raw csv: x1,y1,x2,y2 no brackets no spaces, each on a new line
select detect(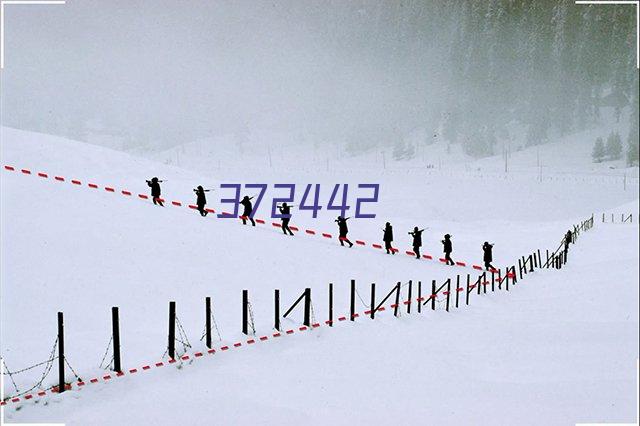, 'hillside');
1,126,638,425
